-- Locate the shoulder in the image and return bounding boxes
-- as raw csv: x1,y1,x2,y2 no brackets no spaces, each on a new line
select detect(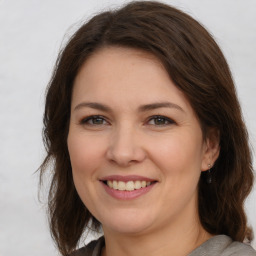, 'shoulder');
189,235,256,256
222,240,256,256
70,236,104,256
